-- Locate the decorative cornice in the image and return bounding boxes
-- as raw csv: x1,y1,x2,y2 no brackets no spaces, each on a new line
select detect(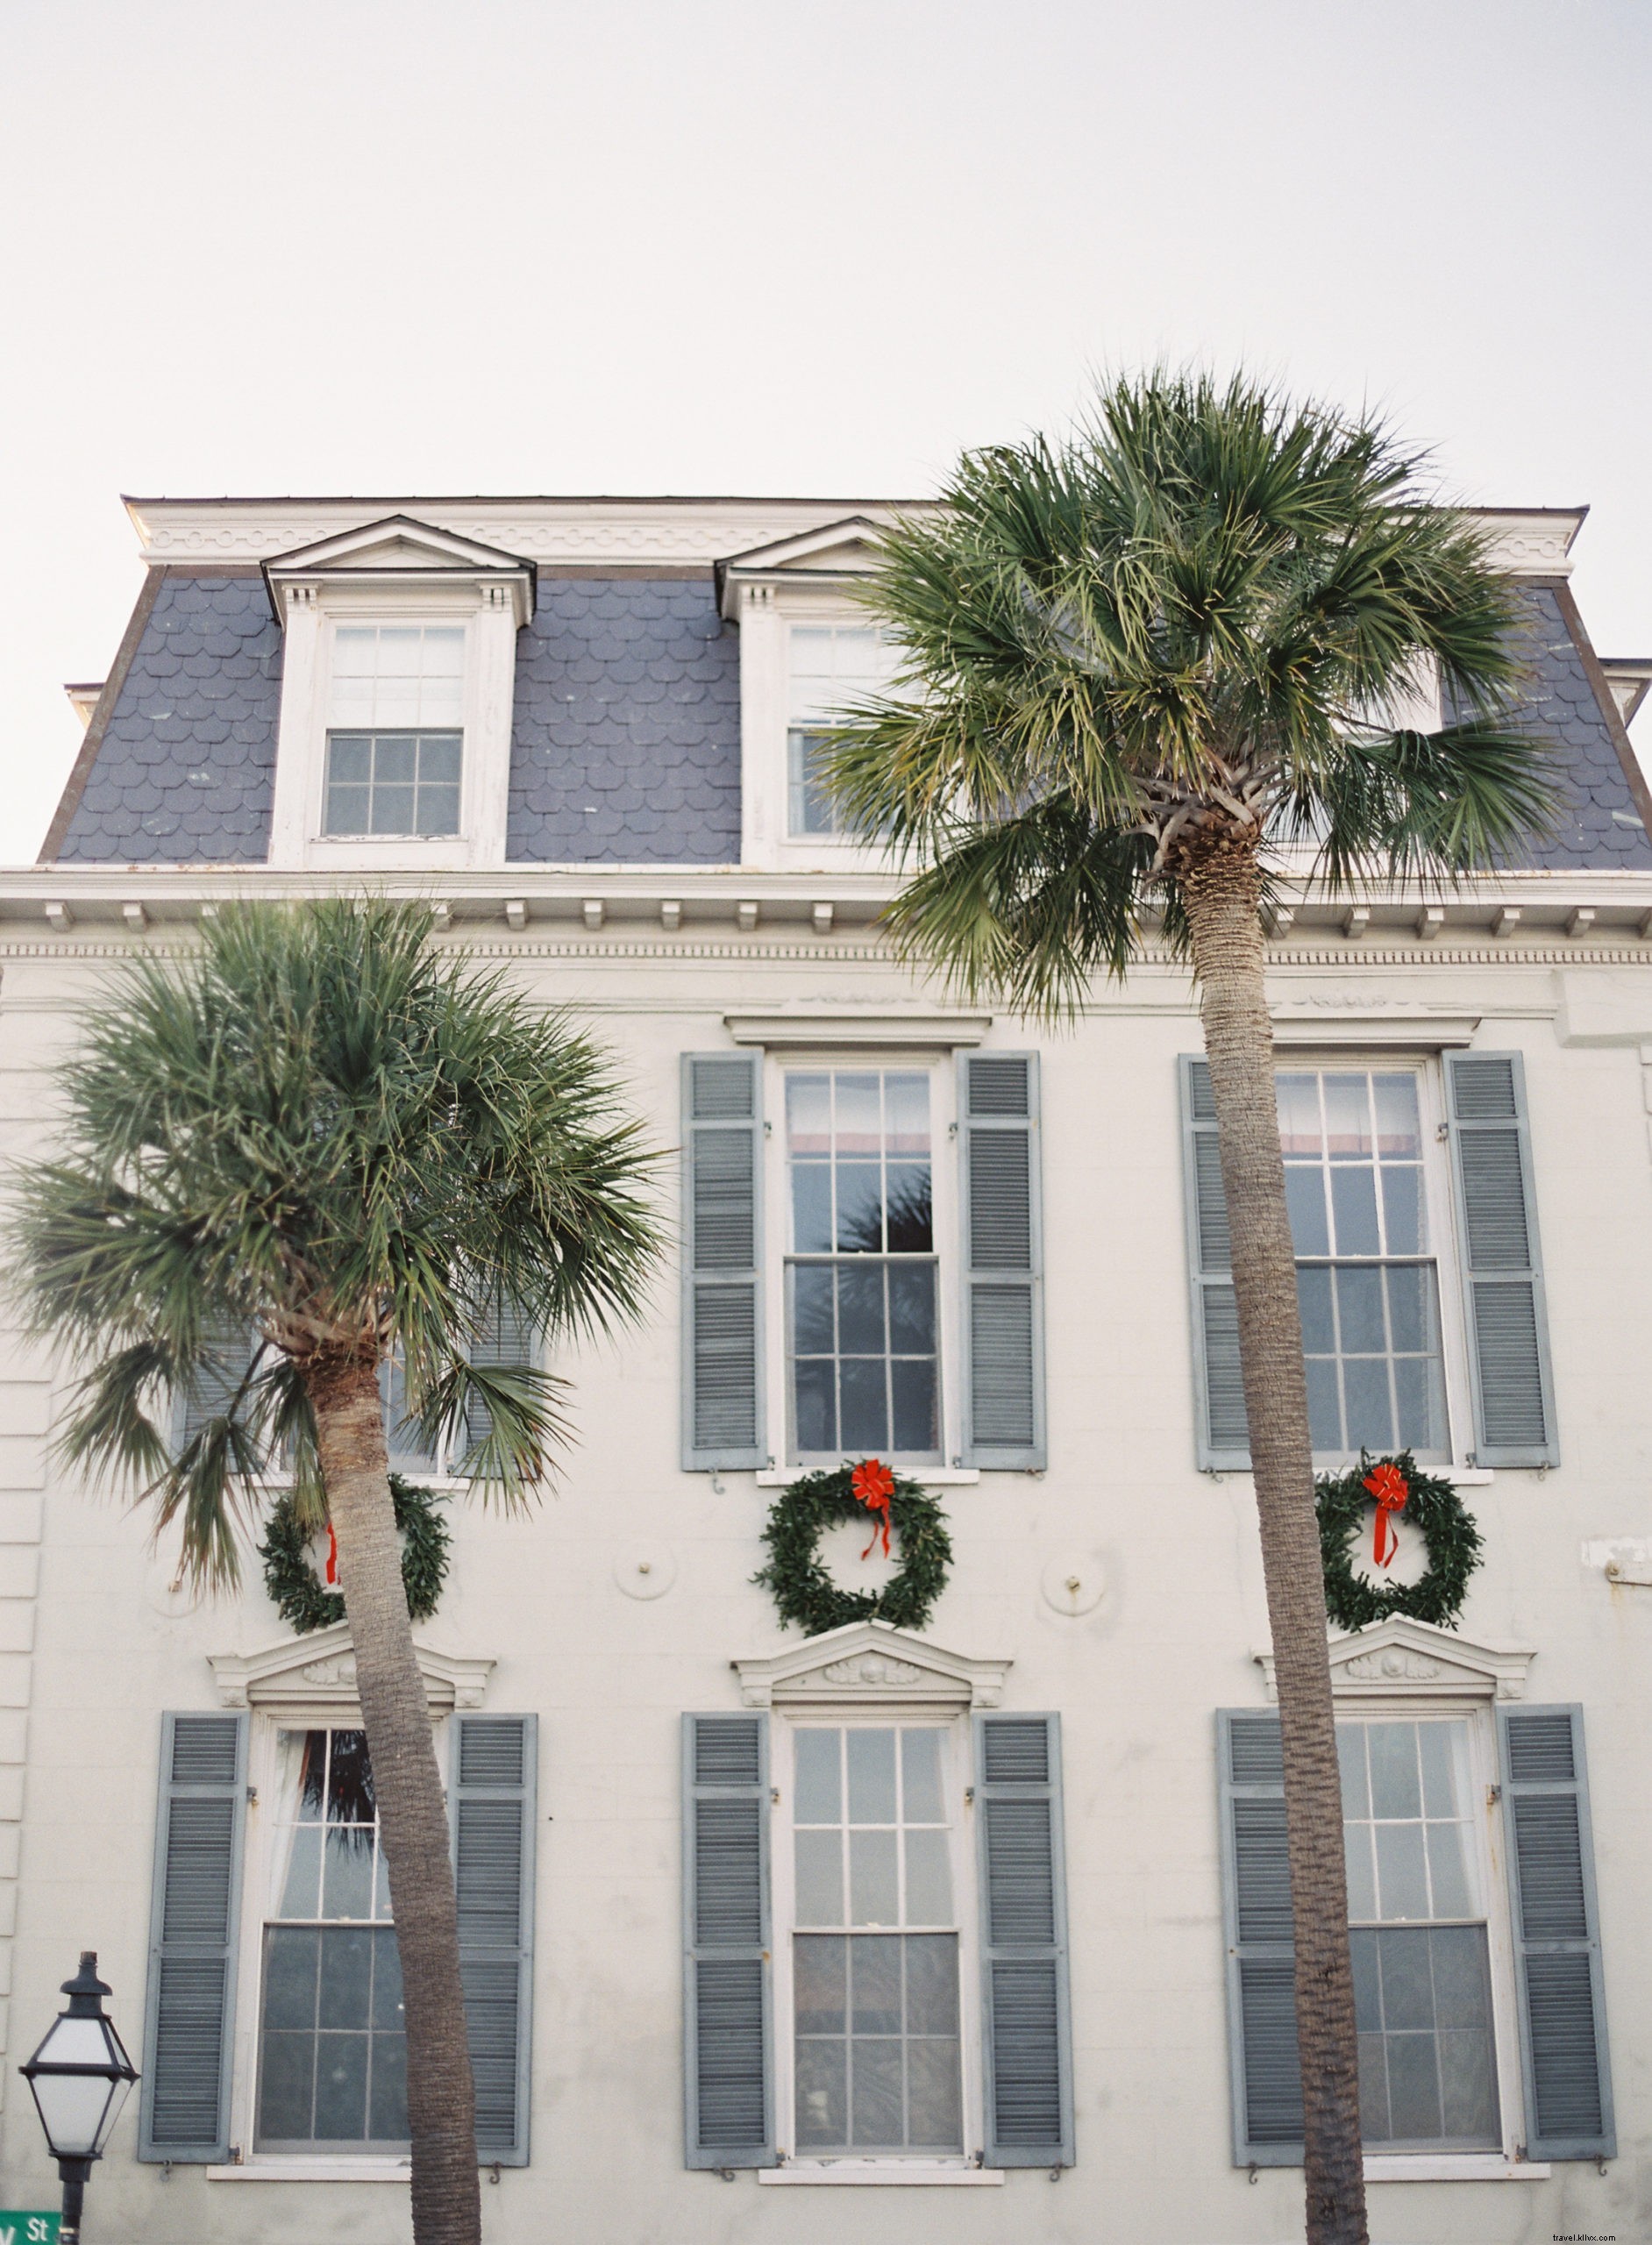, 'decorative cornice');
1256,1615,1536,1702
723,1006,993,1049
733,1619,1009,1708
208,1622,495,1710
